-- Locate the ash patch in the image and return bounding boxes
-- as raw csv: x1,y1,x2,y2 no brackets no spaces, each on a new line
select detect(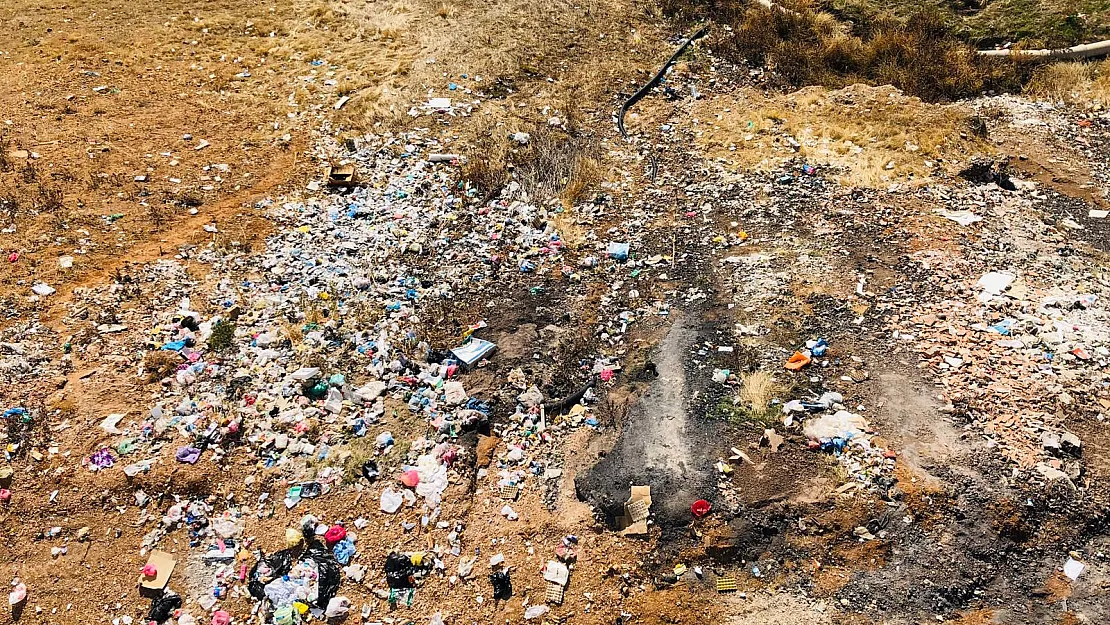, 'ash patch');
575,313,725,529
